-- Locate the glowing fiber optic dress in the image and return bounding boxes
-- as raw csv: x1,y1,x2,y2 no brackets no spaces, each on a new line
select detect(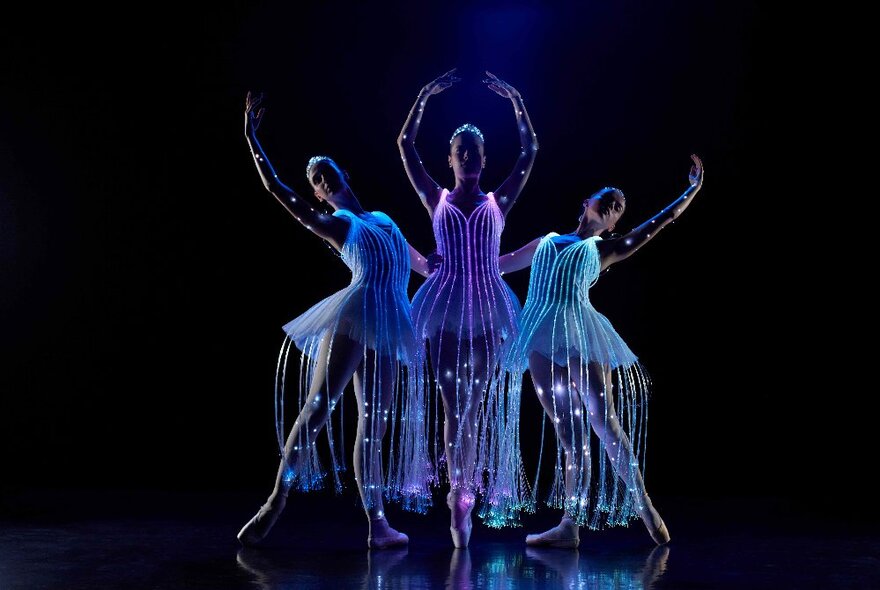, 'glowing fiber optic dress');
277,209,432,512
510,234,649,528
411,189,527,527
